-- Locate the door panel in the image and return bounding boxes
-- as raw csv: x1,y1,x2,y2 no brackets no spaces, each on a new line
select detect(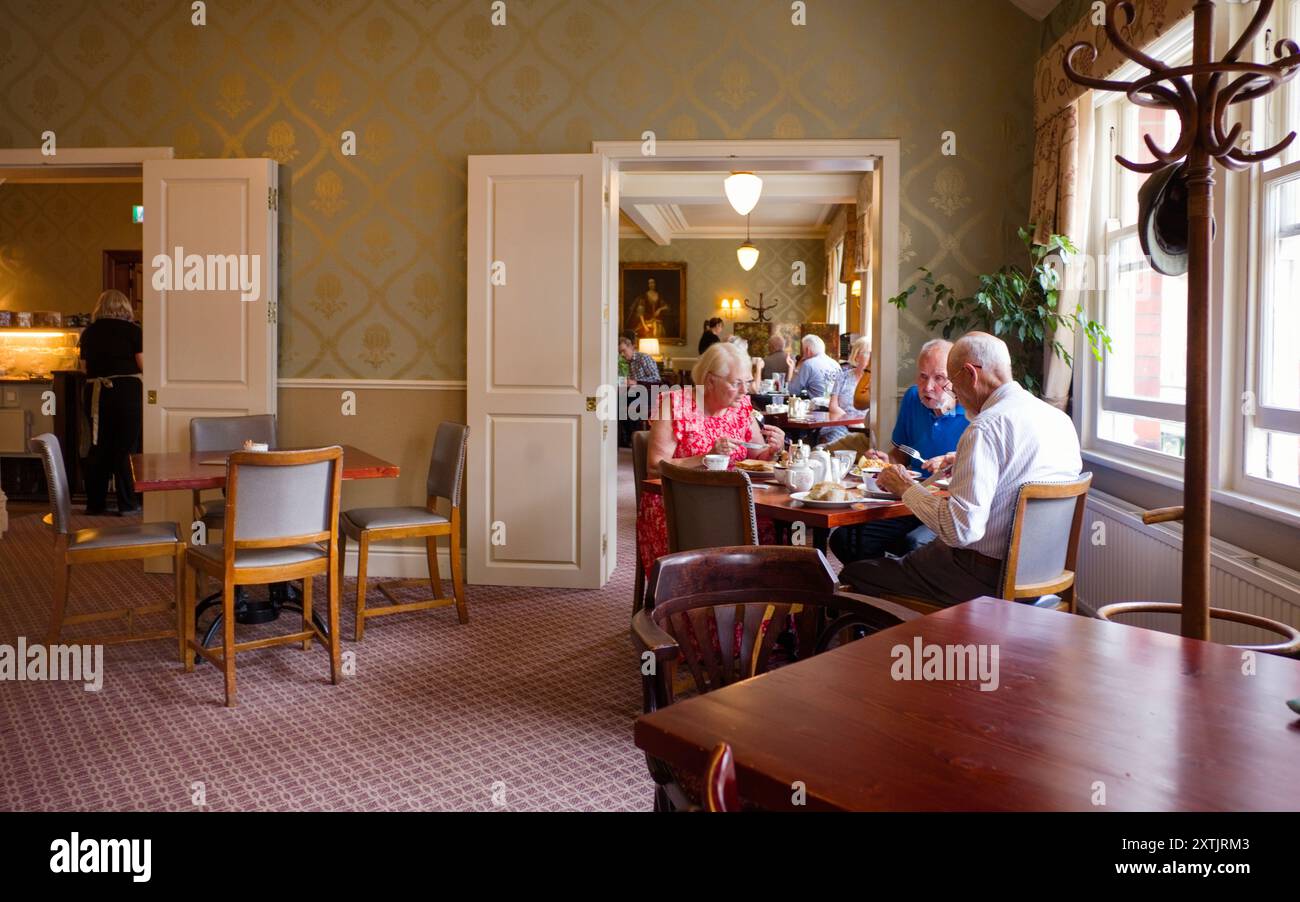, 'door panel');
140,158,277,563
467,154,608,588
